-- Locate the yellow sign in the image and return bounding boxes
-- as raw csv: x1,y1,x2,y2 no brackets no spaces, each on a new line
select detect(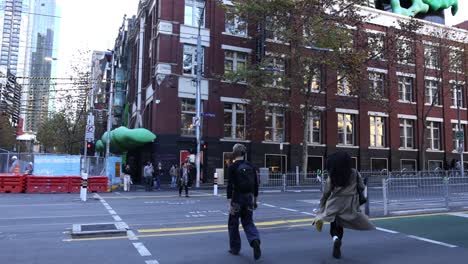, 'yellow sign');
115,162,121,177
